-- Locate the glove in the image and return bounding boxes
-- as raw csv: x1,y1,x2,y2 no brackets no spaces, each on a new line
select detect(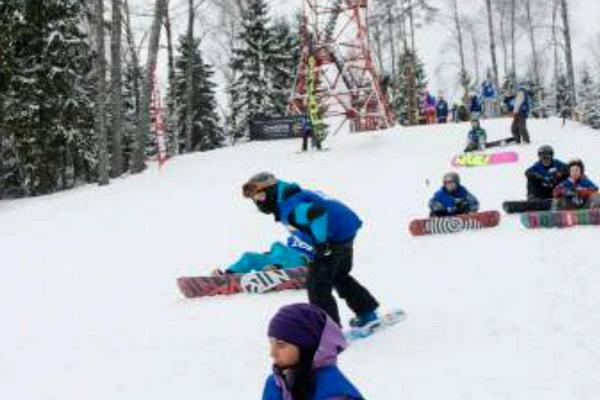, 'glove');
211,268,227,276
431,201,445,213
542,176,554,188
576,188,593,199
572,196,585,207
455,198,470,213
314,243,332,259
